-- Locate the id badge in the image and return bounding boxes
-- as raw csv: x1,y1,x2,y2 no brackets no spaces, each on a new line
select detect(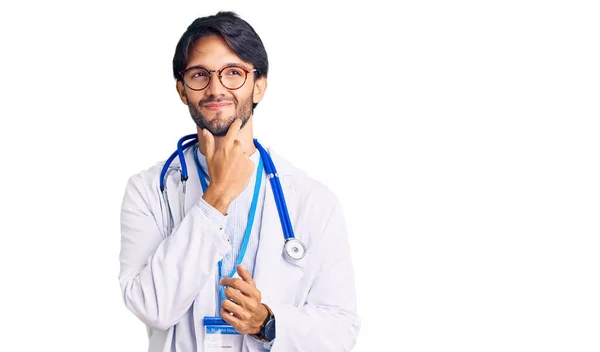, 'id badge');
203,316,243,351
